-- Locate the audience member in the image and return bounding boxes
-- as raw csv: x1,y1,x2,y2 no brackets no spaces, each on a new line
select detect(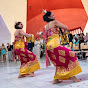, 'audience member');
84,33,88,42
1,43,7,62
7,43,13,62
